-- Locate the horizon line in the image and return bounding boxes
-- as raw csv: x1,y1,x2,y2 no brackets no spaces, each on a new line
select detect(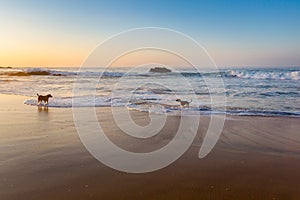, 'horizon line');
1,65,300,69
